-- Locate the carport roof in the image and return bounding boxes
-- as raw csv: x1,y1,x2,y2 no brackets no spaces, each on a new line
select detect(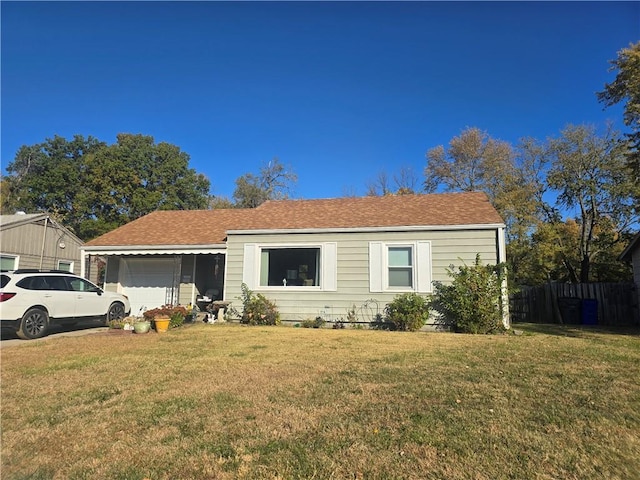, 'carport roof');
84,192,504,247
